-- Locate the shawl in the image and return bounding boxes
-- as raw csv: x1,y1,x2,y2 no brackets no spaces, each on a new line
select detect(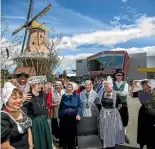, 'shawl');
80,89,98,104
